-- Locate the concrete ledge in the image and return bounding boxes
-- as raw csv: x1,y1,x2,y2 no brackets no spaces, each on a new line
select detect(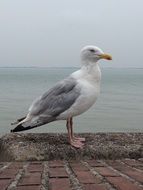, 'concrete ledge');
0,133,143,161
